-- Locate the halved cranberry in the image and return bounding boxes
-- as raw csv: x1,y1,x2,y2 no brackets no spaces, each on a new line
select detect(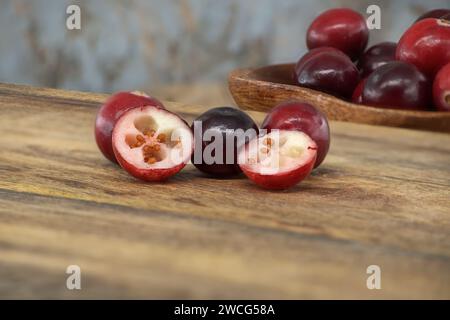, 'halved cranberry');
433,63,450,112
361,61,430,110
112,106,193,181
261,101,329,168
415,9,450,22
396,18,450,77
294,49,359,99
238,130,317,190
352,78,368,104
357,42,397,77
95,91,164,163
306,8,368,61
